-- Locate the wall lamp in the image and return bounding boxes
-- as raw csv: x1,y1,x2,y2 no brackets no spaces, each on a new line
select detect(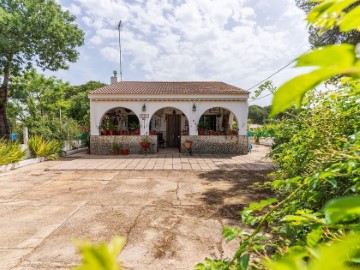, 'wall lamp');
142,103,146,112
192,103,197,112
